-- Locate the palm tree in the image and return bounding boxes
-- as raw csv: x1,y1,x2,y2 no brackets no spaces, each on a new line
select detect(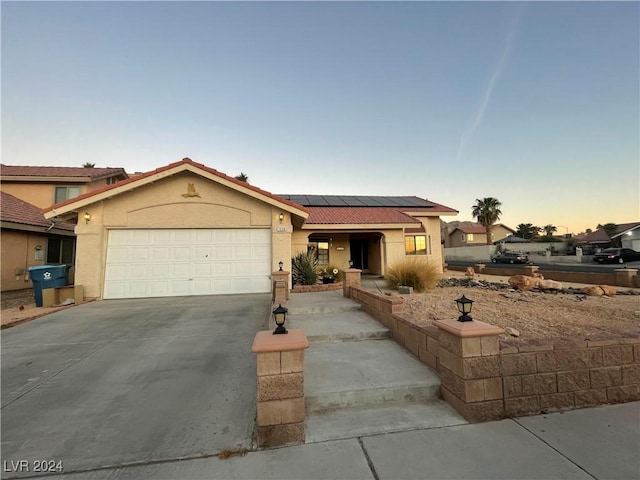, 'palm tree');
235,172,249,183
471,197,502,245
602,223,621,247
543,224,557,237
82,162,96,168
515,223,541,240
